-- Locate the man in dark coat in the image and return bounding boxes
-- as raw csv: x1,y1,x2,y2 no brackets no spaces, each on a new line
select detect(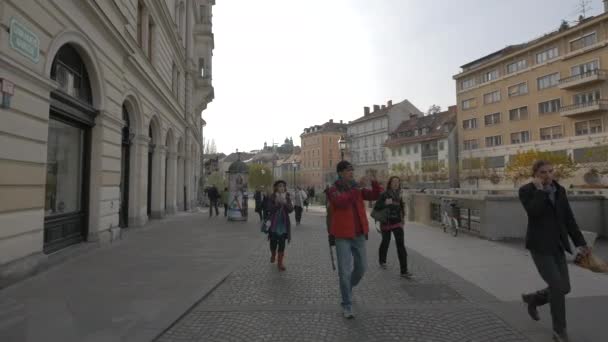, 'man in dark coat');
519,160,590,342
207,185,220,217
